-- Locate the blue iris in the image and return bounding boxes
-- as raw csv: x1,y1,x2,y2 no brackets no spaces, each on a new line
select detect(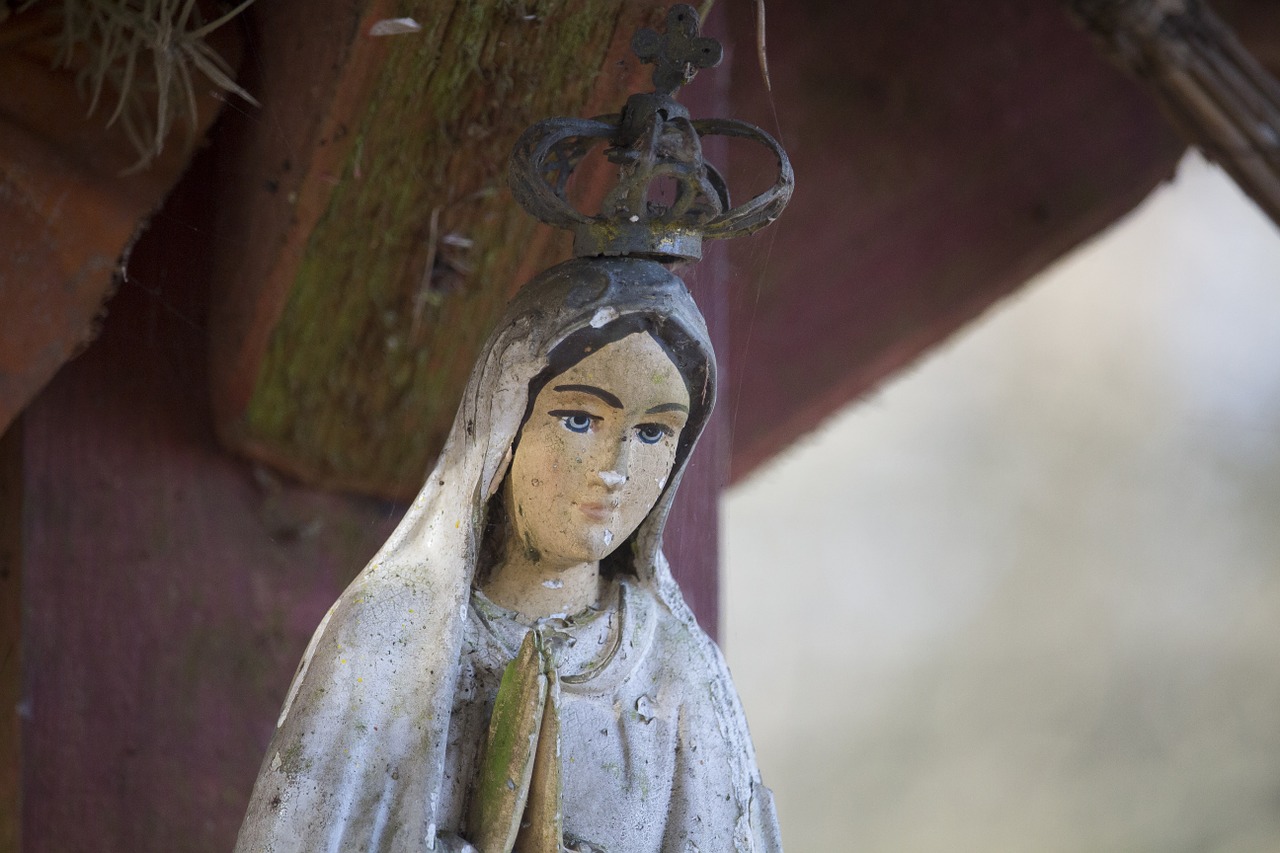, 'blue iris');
636,425,668,444
562,414,593,433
